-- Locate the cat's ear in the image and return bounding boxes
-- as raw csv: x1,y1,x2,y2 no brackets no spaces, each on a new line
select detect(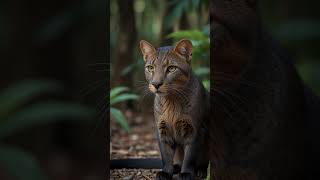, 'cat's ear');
139,40,156,62
174,39,192,62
